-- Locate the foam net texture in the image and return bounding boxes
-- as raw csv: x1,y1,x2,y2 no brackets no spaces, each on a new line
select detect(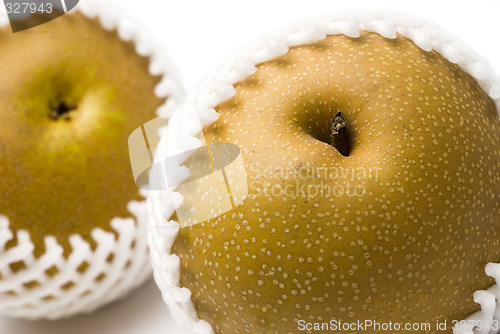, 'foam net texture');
0,0,183,320
147,9,500,334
